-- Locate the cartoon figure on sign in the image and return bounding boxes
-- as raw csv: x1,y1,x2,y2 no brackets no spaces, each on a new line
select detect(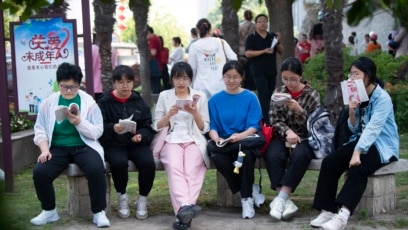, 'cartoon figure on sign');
27,92,35,113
